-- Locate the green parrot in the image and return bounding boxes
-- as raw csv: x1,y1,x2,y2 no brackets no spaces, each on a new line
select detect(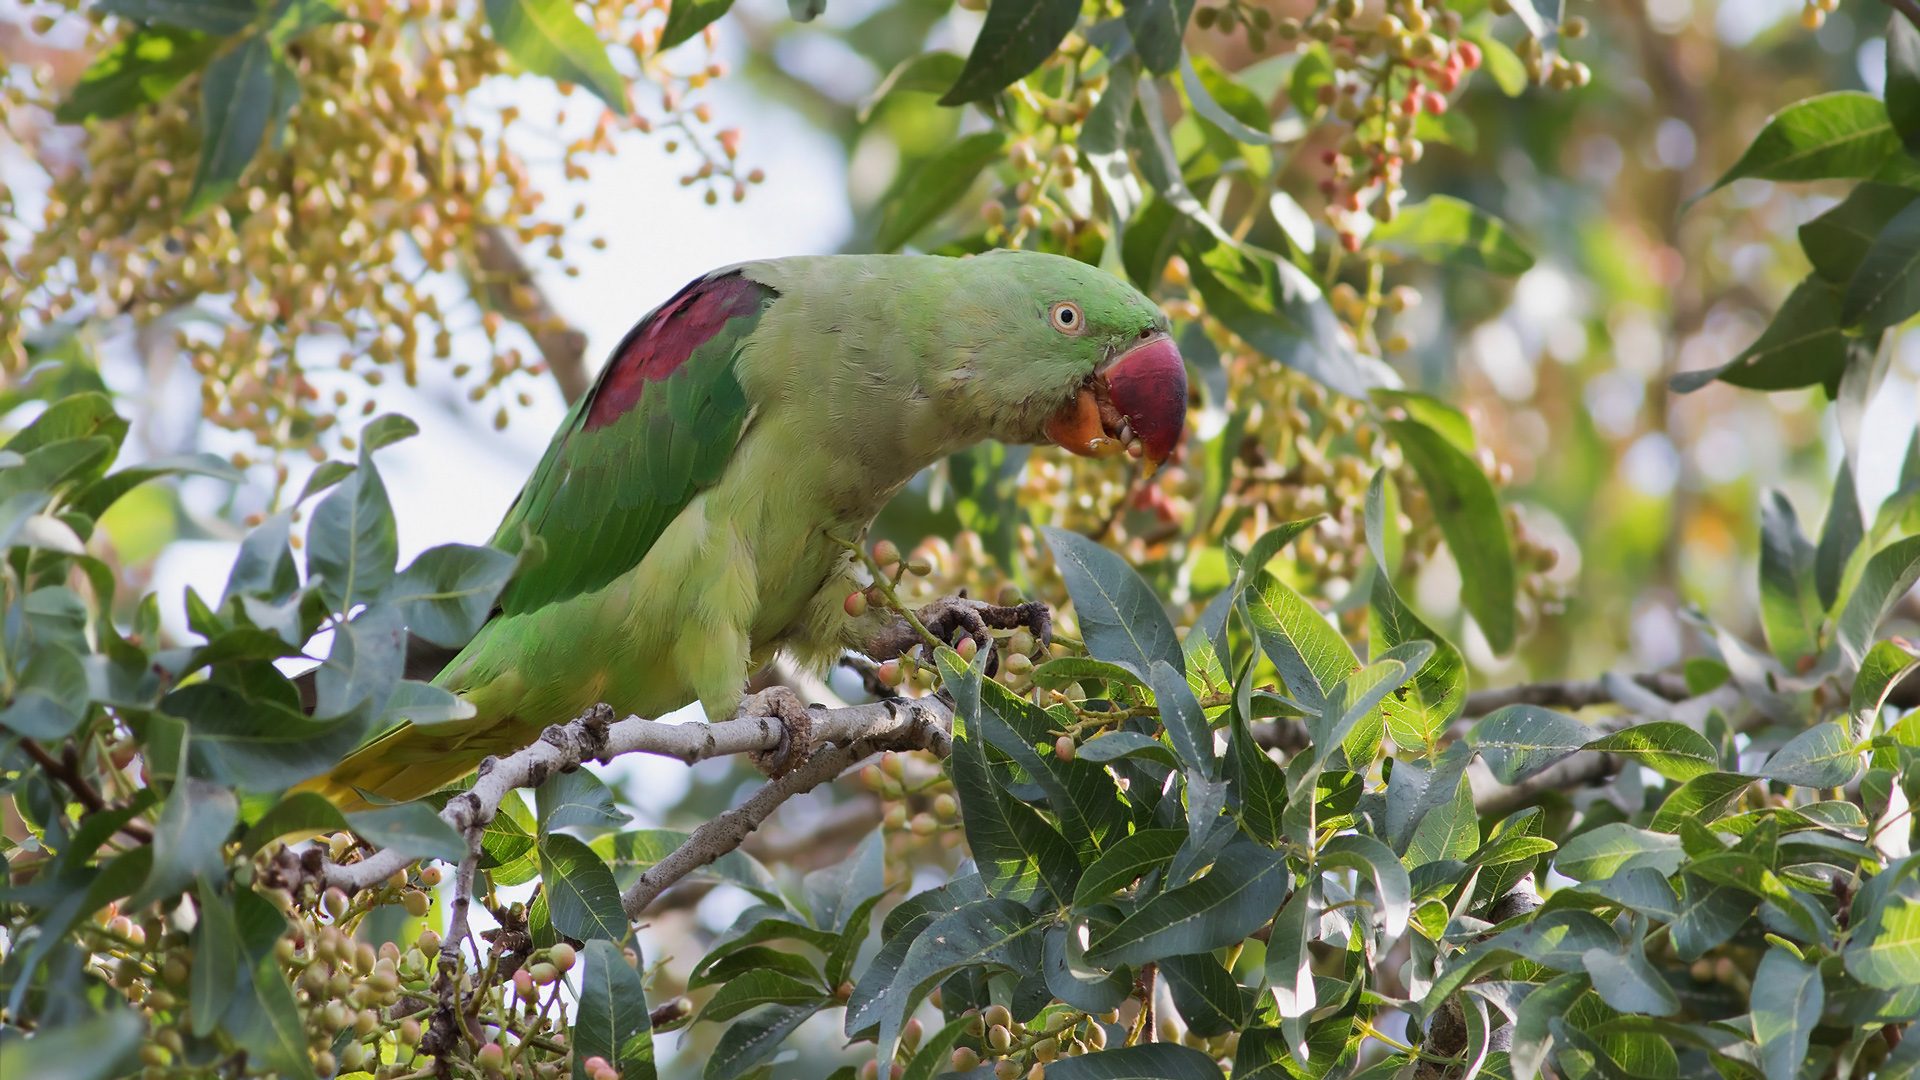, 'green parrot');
303,251,1186,810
